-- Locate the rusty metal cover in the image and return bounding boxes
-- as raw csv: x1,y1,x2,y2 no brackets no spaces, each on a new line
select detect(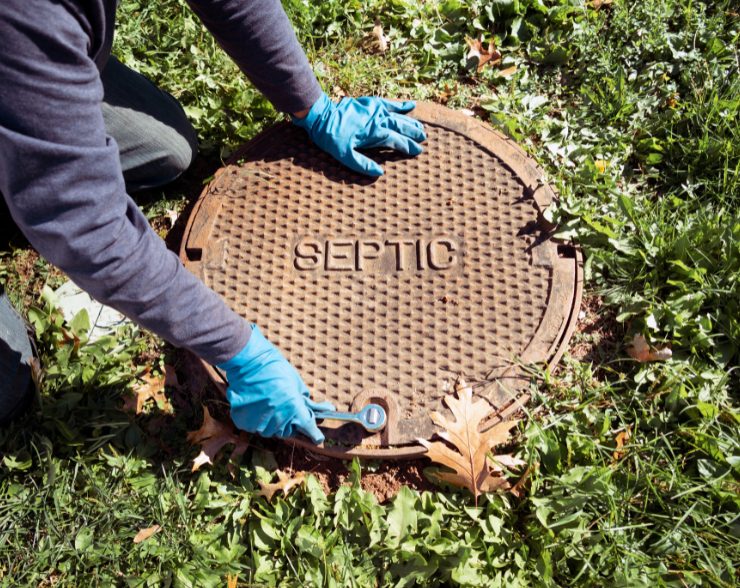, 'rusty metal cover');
180,103,582,458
